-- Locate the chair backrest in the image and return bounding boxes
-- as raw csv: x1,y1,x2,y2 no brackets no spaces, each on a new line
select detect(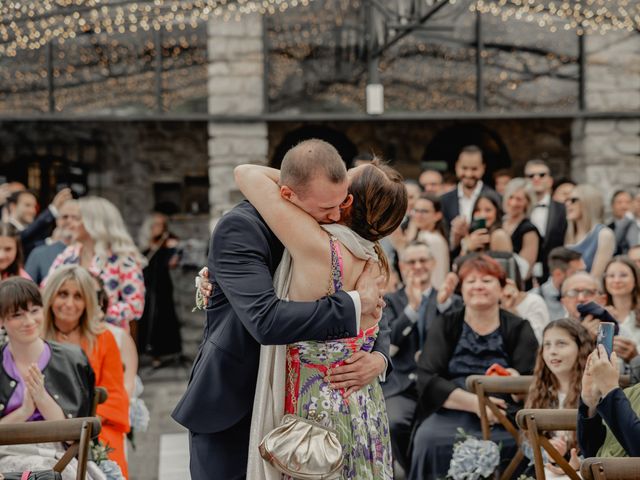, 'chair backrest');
0,417,101,480
581,458,640,480
466,374,533,440
466,375,534,480
516,408,579,480
92,386,108,416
